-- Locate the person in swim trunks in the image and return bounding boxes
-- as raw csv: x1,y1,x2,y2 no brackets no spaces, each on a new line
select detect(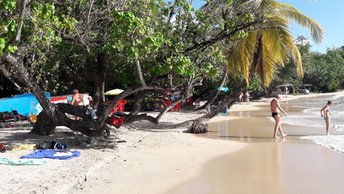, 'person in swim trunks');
71,89,84,120
270,95,288,139
321,100,333,135
272,112,278,118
